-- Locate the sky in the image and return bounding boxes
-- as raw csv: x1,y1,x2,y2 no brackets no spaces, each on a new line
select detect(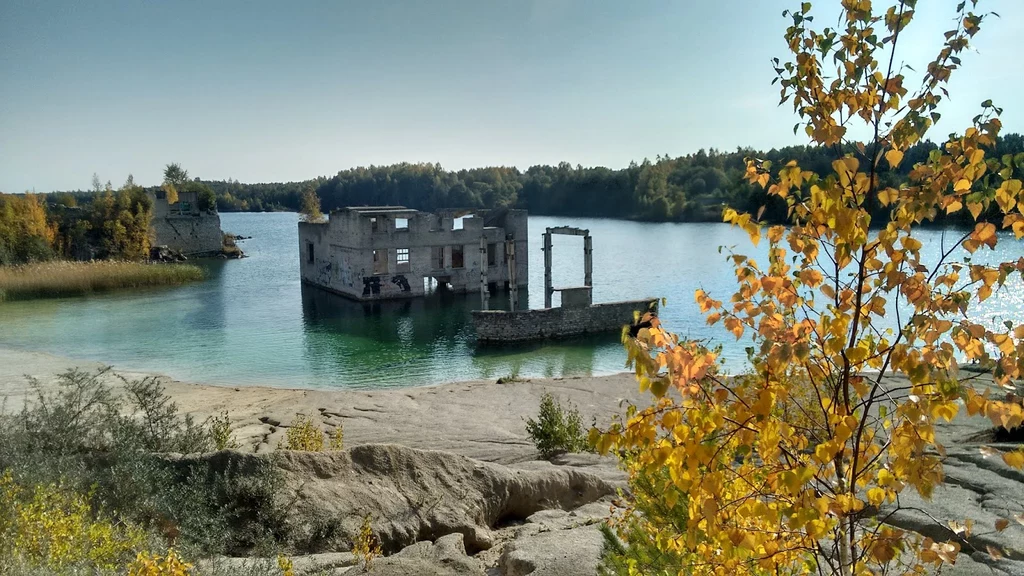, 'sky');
1,0,1022,193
